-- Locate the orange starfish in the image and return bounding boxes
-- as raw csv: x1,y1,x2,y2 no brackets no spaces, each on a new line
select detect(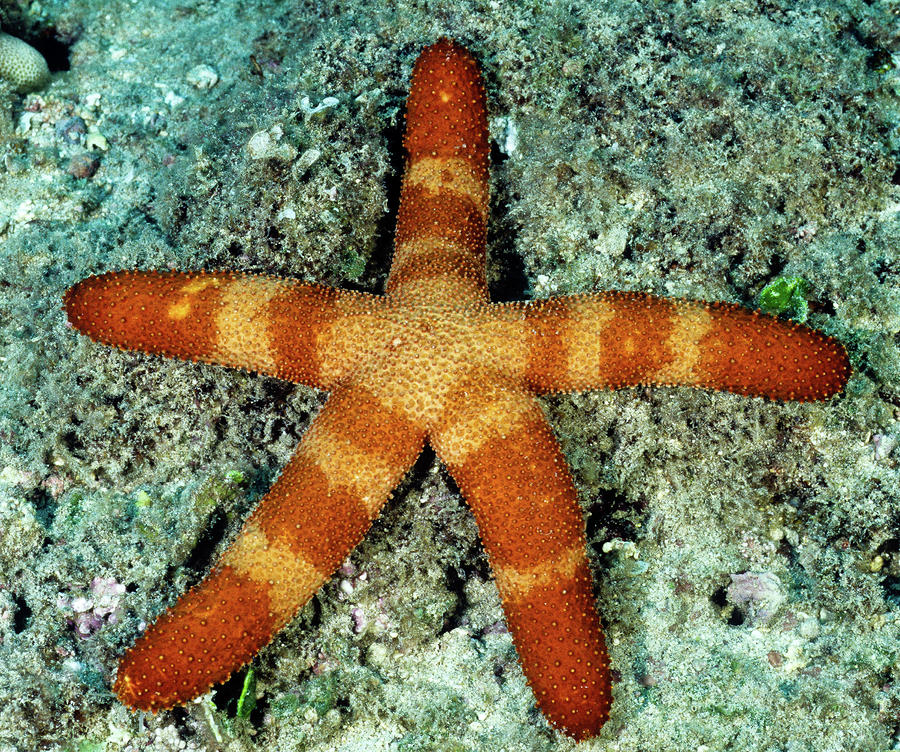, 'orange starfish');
63,39,850,740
